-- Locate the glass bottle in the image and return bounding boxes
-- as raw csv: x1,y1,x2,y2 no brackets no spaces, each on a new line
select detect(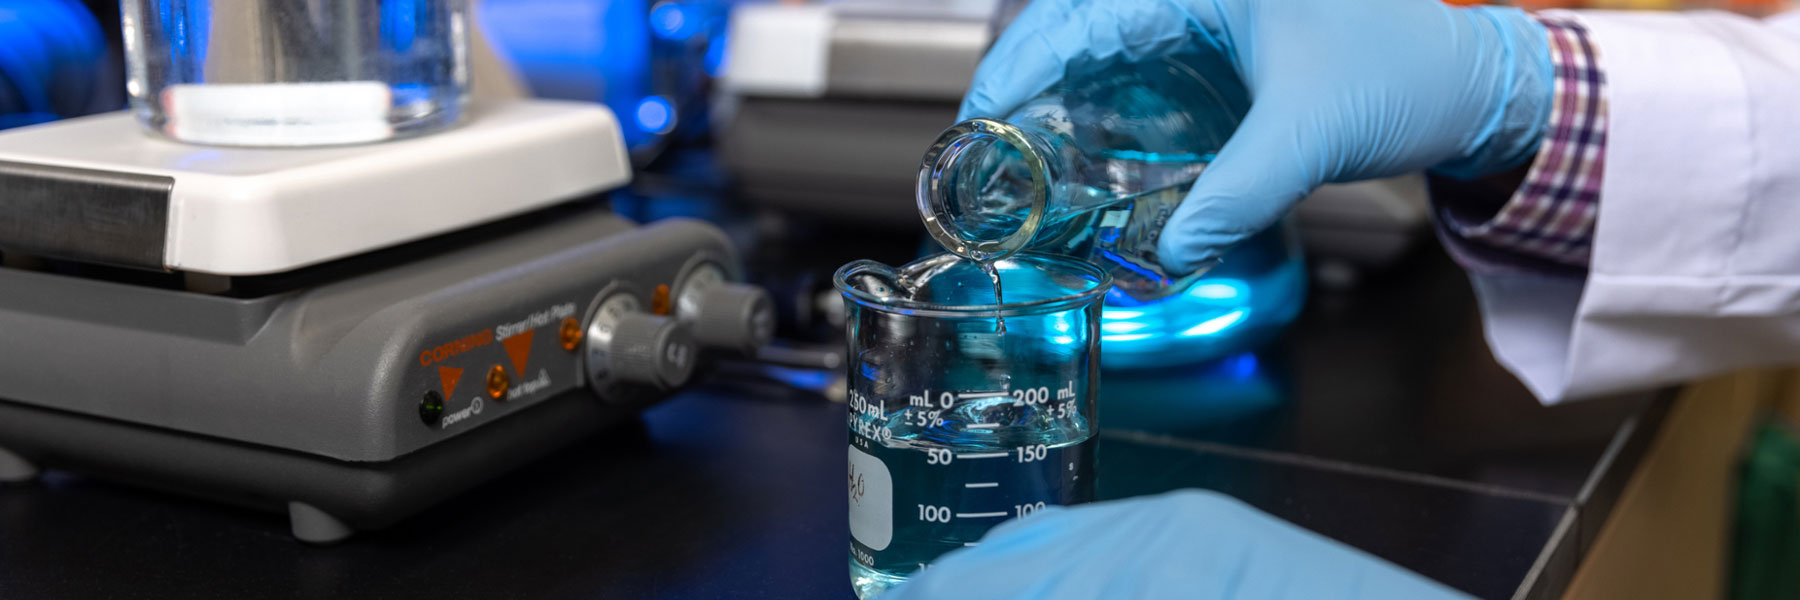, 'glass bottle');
916,53,1249,302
